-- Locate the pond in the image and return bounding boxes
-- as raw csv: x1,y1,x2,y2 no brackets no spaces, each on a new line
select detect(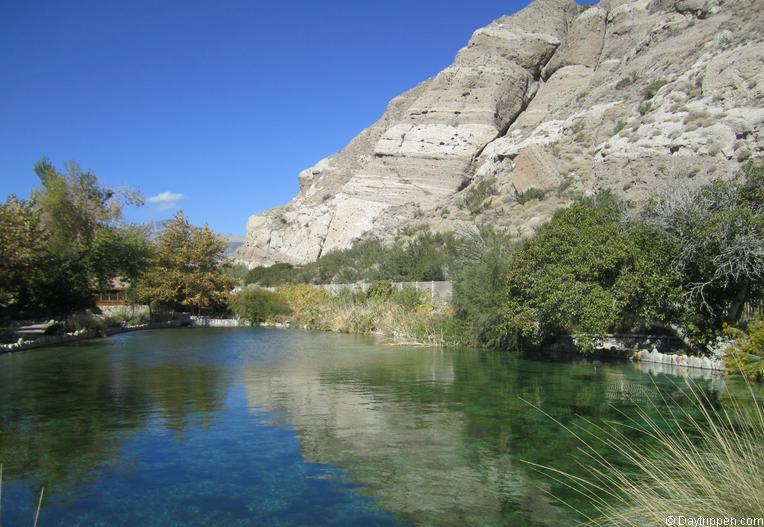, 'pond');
0,328,730,526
